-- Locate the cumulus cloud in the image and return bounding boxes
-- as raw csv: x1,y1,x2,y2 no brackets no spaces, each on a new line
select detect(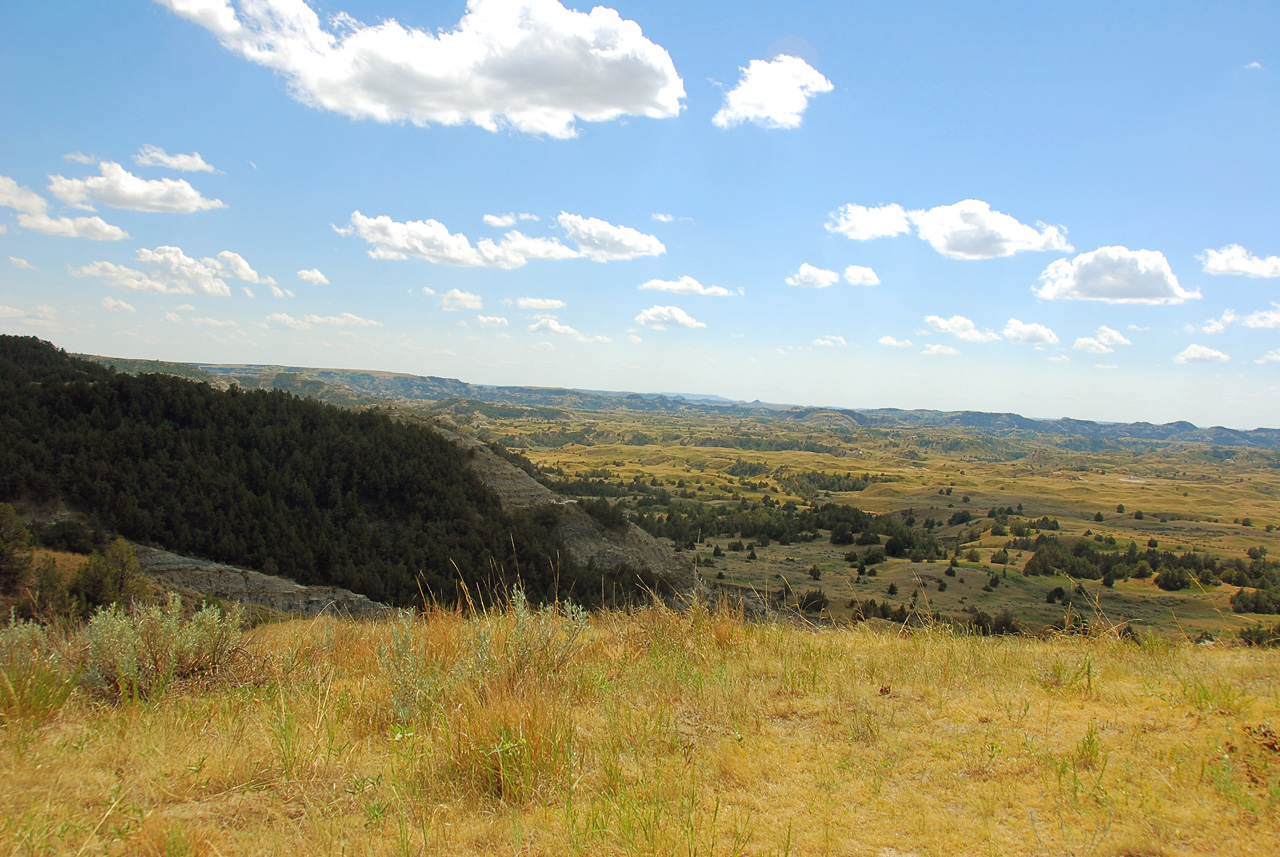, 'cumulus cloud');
1246,61,1265,70
71,245,268,296
477,315,508,327
1199,244,1280,278
785,263,840,289
634,305,705,330
1035,246,1197,304
825,203,911,241
1256,348,1280,364
651,213,674,223
557,213,664,262
529,315,610,341
484,213,517,228
267,312,380,330
878,335,912,347
516,297,565,310
297,268,329,285
925,314,1000,343
48,161,224,213
440,289,483,311
134,145,217,173
812,335,846,347
638,276,733,296
1199,310,1239,334
712,54,832,129
102,296,136,312
843,265,880,286
1002,318,1058,346
212,250,274,285
1049,354,1071,363
1242,304,1280,329
908,199,1071,260
155,0,684,139
9,256,35,270
0,175,49,215
17,213,128,240
340,211,578,267
1072,325,1131,354
922,343,960,356
1175,344,1229,364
